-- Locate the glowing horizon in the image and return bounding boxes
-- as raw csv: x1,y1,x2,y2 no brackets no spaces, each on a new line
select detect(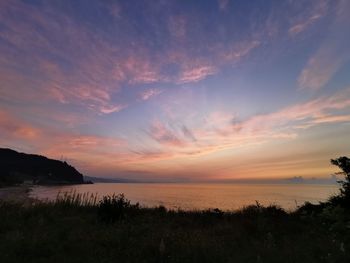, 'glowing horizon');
1,0,350,181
